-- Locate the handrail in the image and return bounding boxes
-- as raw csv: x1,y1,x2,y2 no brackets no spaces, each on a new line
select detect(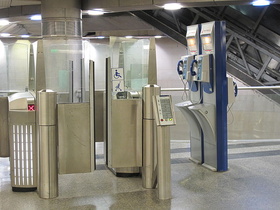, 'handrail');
161,86,280,92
